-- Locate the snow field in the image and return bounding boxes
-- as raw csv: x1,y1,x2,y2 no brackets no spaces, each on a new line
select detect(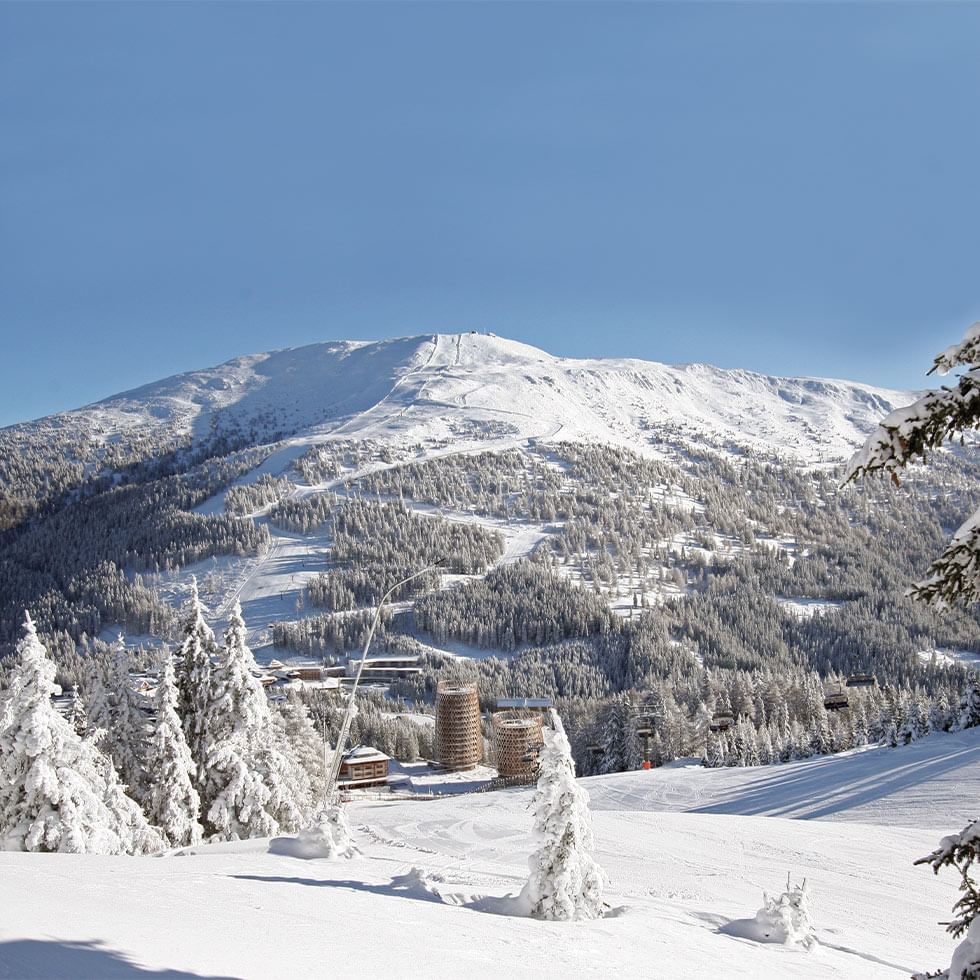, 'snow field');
1,729,976,978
